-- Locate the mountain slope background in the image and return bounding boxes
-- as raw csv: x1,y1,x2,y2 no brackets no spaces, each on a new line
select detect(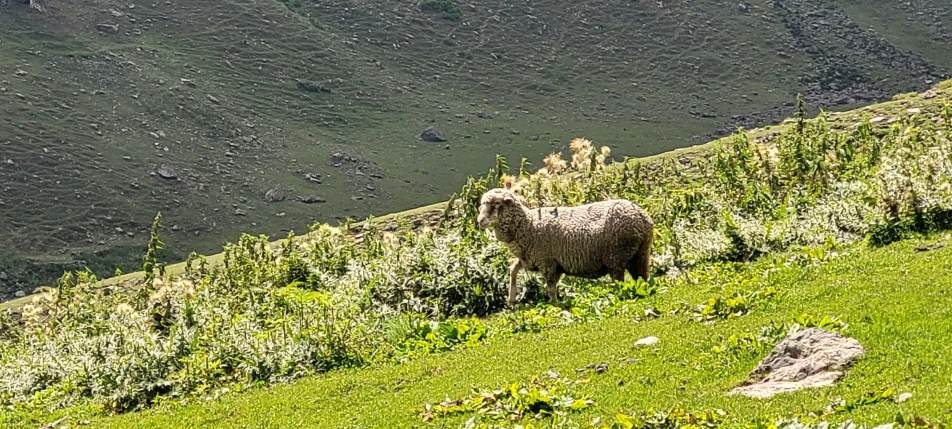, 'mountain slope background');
0,0,950,296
